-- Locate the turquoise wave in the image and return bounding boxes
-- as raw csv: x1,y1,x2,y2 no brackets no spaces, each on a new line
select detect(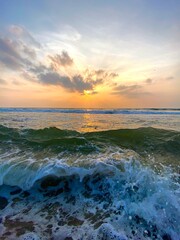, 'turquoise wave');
0,125,179,160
